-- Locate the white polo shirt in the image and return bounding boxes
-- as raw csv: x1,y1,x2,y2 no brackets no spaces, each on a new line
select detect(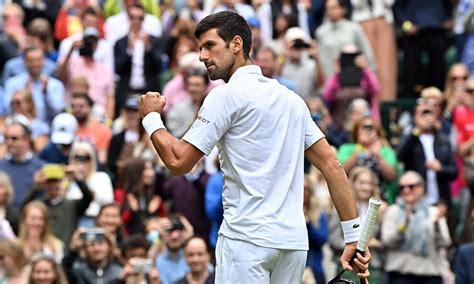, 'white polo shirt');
183,65,324,250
